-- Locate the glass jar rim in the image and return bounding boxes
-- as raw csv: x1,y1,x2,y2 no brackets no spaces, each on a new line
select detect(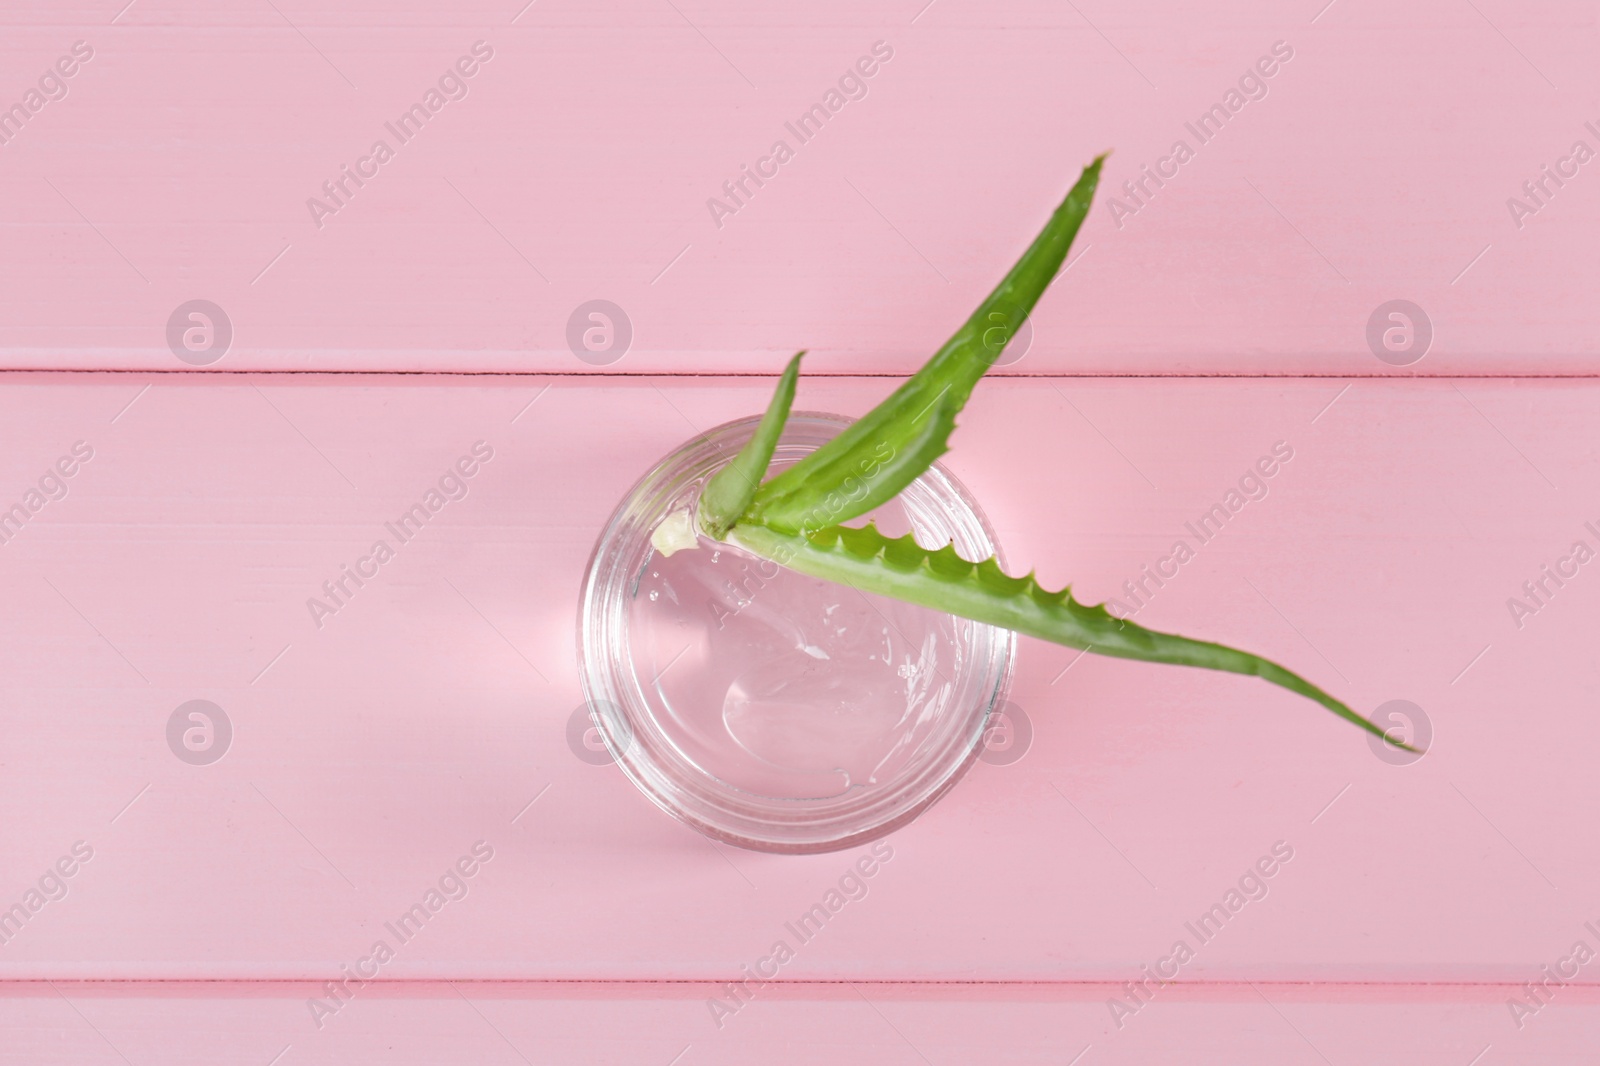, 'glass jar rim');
577,412,1014,854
